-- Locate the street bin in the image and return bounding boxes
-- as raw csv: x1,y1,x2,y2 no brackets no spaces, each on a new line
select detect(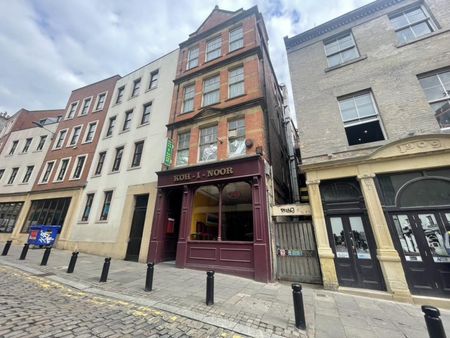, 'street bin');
28,225,61,247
